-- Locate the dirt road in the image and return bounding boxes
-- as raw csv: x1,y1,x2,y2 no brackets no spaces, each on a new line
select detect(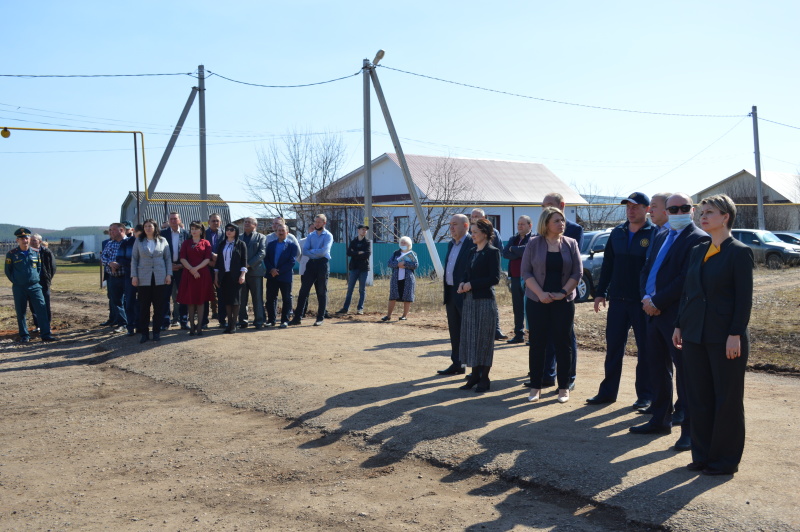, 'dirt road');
1,288,799,531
